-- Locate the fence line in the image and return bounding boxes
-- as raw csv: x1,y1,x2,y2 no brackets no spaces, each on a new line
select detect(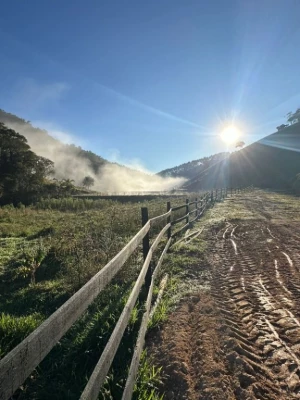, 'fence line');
80,223,171,400
122,250,171,400
0,221,151,400
0,186,253,400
